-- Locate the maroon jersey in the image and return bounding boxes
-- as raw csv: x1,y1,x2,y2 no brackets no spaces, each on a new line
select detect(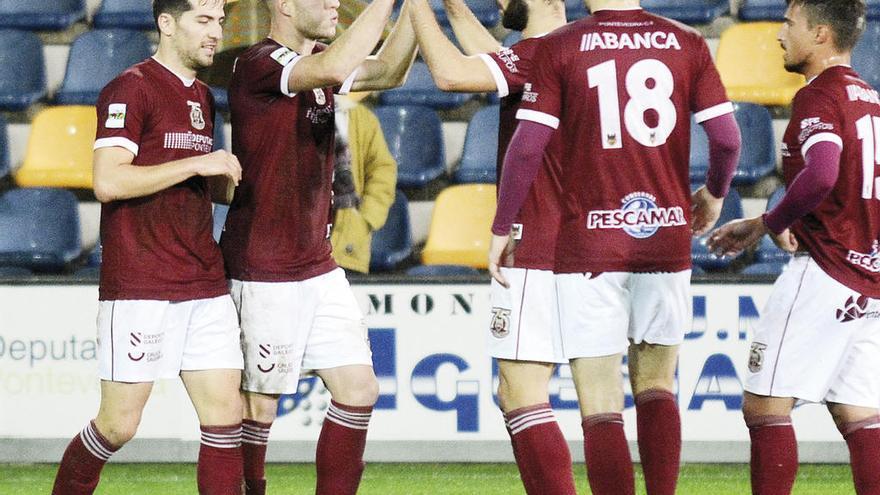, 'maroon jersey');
517,9,732,273
480,37,564,270
94,58,226,301
782,66,880,298
222,39,352,282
